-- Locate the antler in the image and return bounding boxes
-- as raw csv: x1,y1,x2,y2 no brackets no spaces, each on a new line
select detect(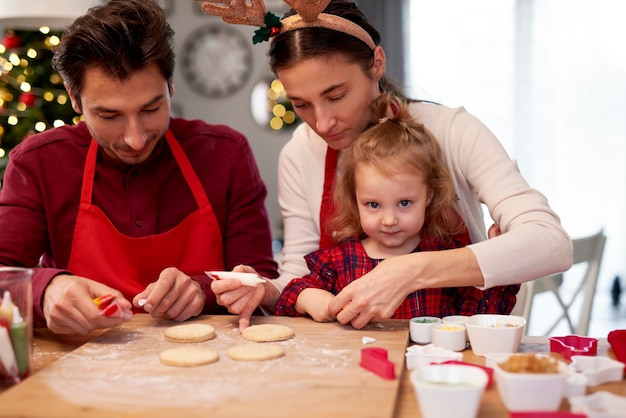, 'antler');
196,0,267,27
283,0,330,22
